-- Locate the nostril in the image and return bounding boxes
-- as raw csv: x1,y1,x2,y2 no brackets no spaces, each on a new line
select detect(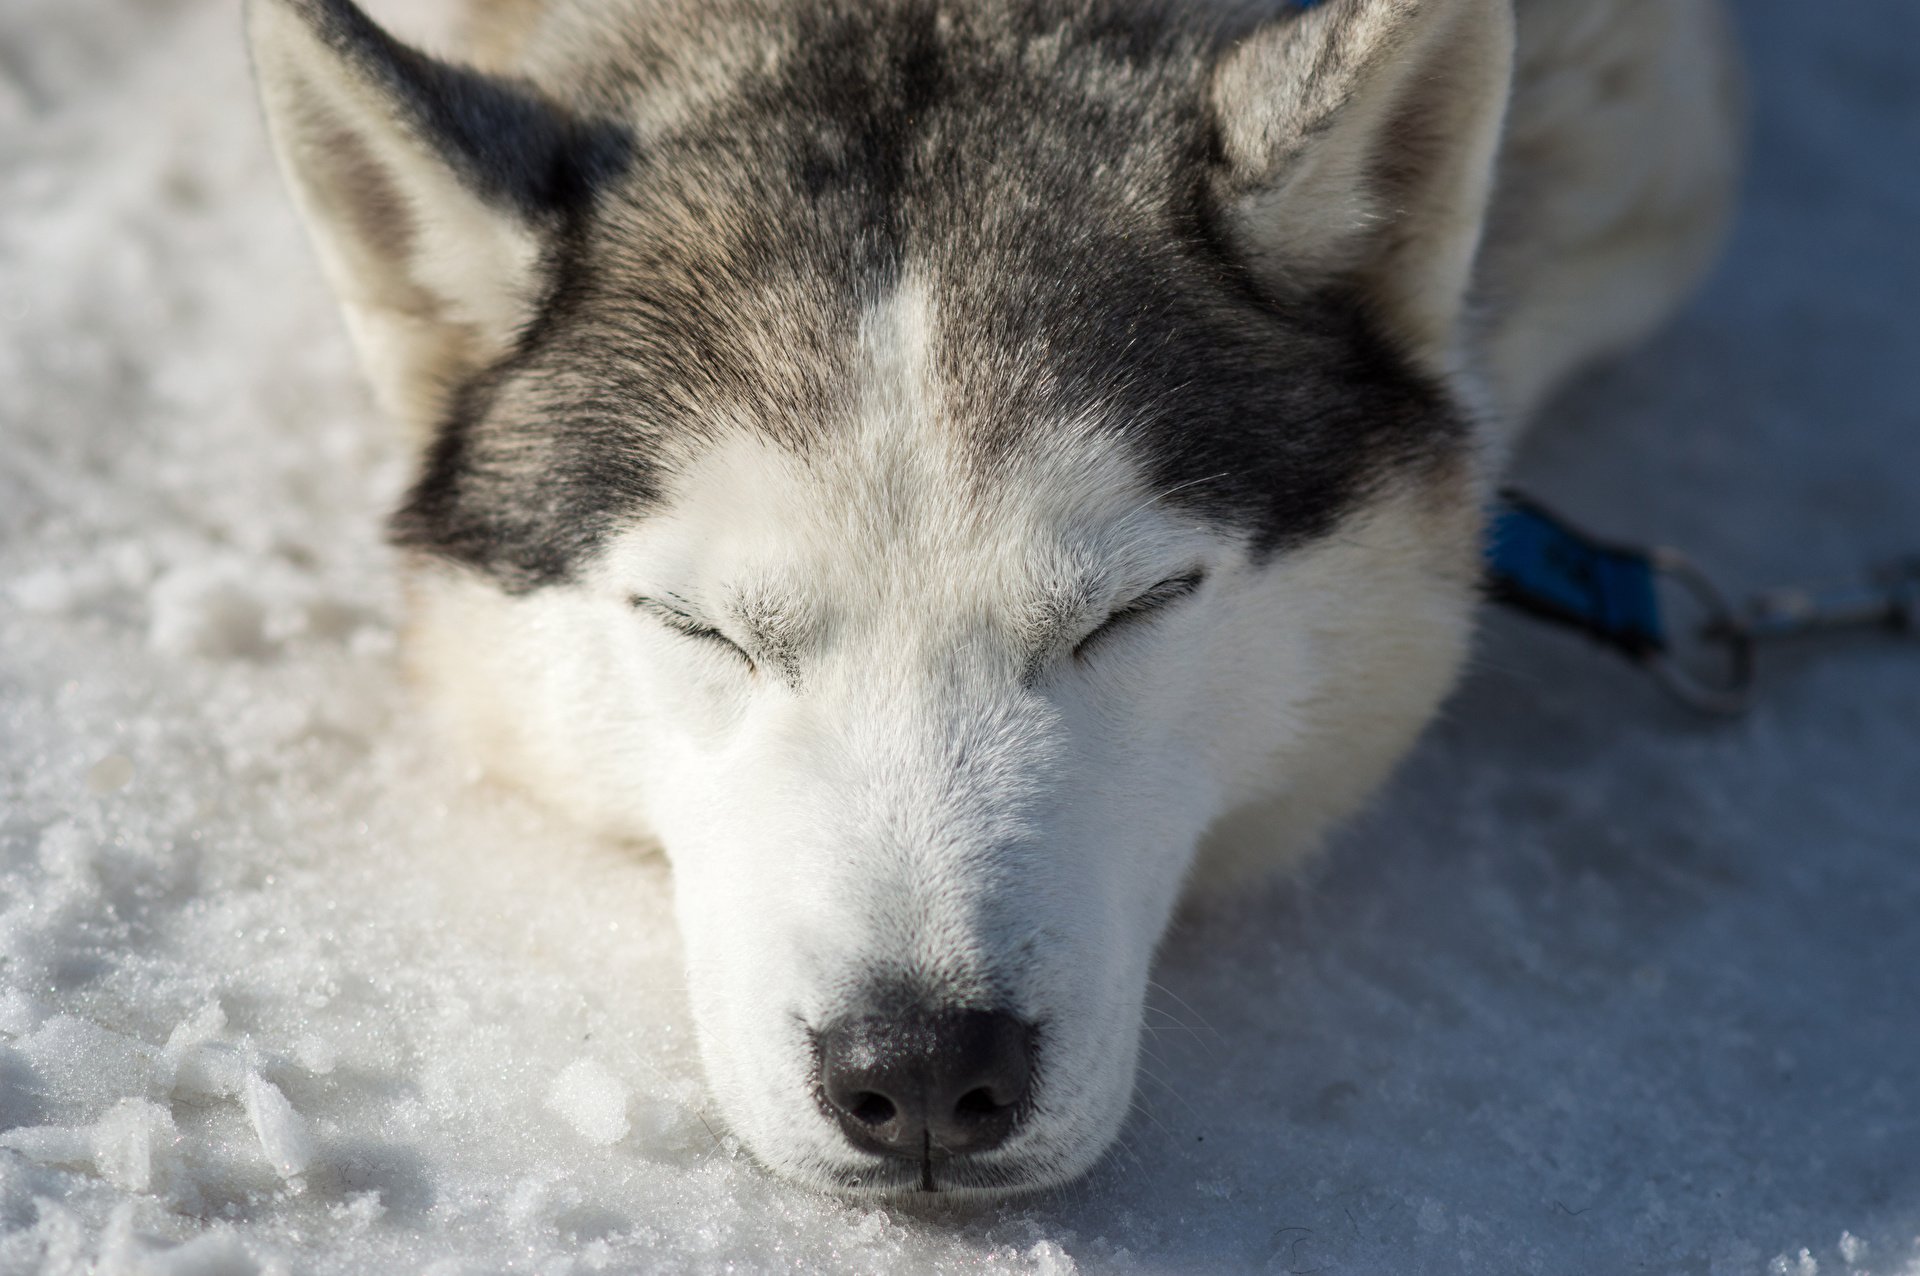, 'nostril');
848,1092,896,1127
953,1086,1004,1121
